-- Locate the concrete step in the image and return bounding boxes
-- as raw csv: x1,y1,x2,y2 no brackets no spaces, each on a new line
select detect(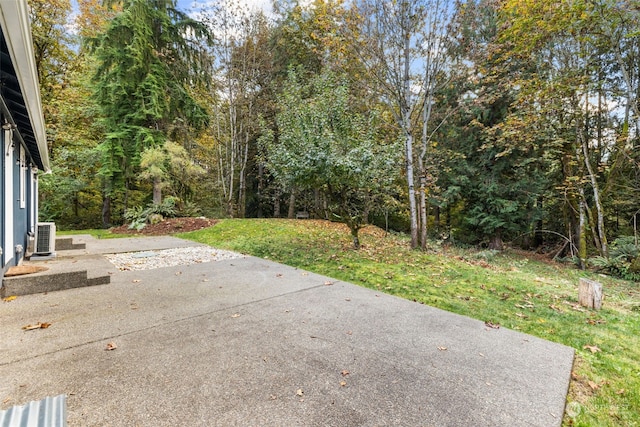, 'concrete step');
1,255,112,298
55,237,86,251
